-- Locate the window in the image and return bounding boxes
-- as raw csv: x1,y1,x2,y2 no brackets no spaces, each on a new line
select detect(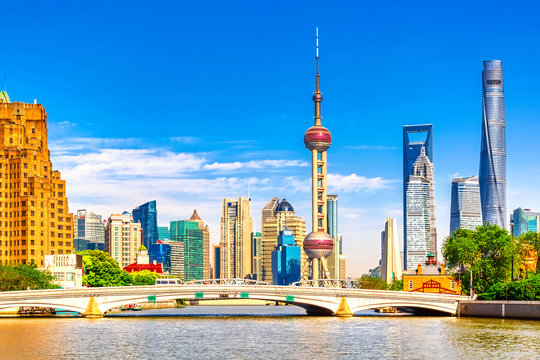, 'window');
451,281,455,290
408,280,413,290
